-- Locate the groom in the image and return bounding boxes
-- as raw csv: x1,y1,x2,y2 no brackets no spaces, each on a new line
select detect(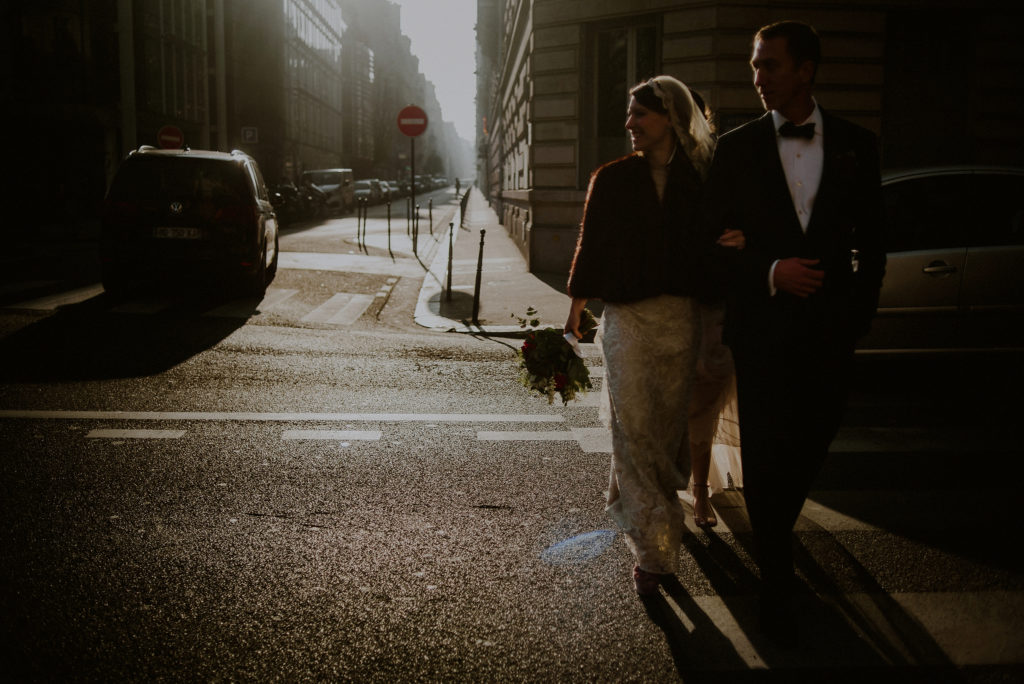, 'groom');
702,21,885,642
